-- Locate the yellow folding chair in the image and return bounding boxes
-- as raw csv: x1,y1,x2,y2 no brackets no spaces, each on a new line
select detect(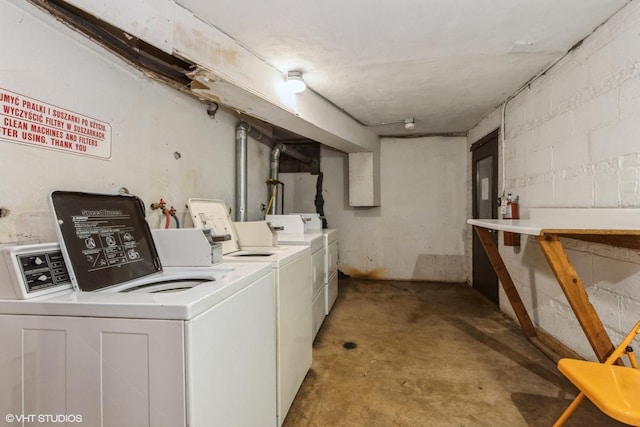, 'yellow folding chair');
554,320,640,426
